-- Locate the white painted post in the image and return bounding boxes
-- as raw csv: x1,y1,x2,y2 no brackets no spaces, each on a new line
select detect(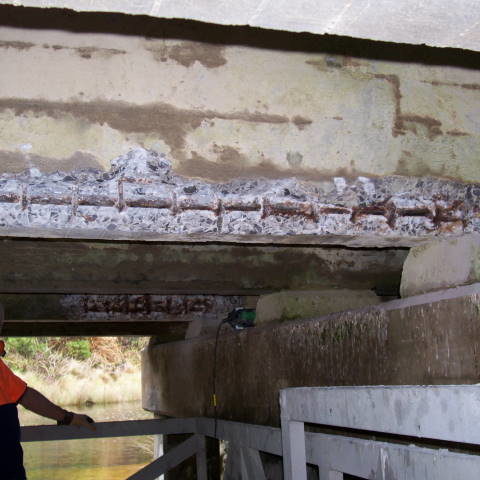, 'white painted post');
281,420,307,480
195,435,208,480
153,433,164,480
224,442,243,479
281,389,307,480
329,471,344,479
240,447,266,480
